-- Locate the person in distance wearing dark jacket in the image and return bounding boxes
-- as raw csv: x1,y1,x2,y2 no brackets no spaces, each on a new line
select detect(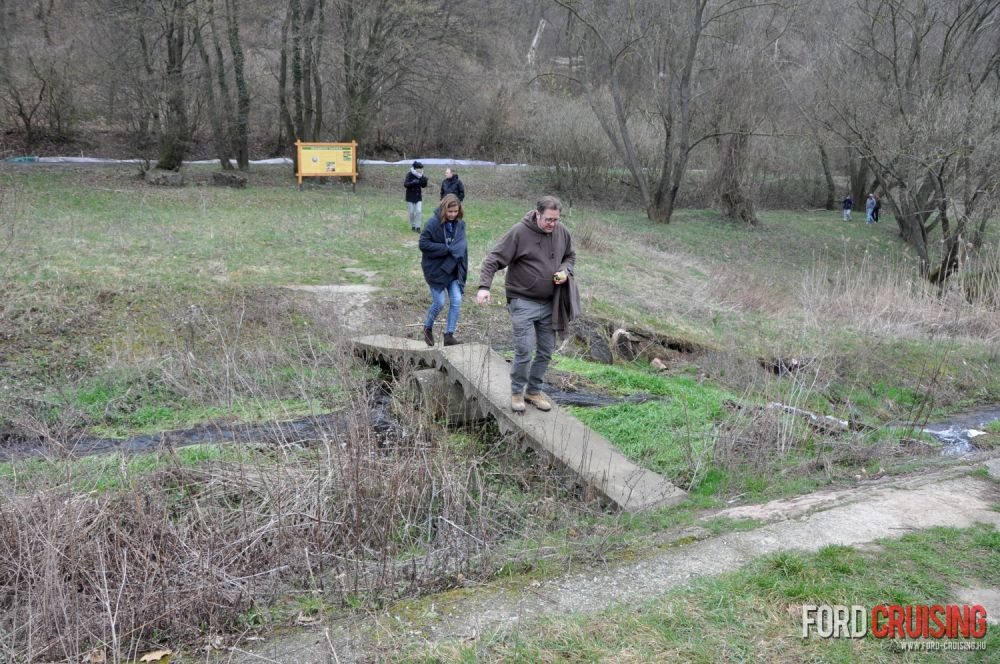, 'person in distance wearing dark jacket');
404,161,429,232
440,167,465,202
419,194,468,347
